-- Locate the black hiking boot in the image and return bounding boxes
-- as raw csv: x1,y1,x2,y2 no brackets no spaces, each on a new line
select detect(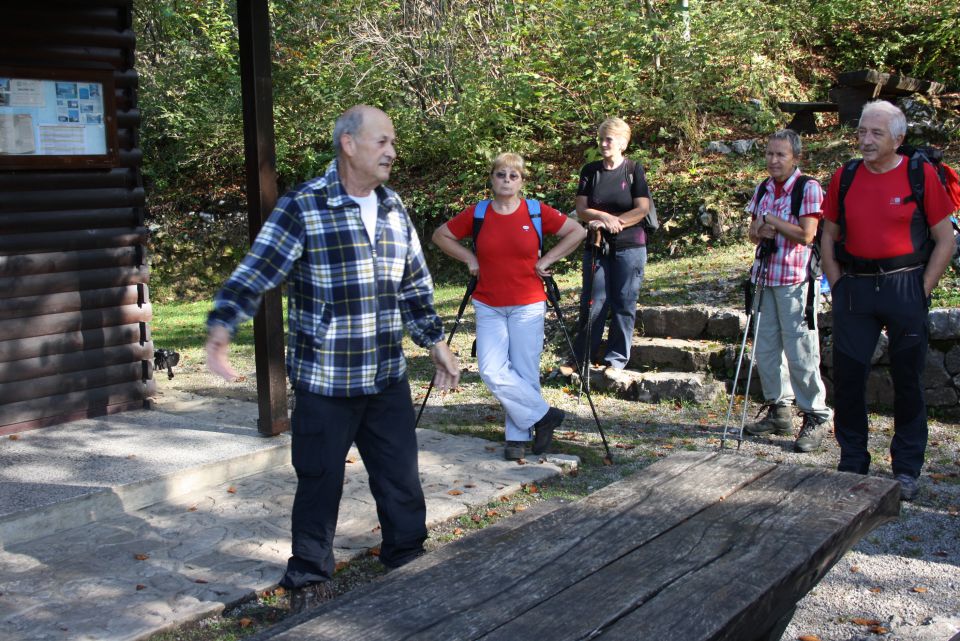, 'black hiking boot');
532,407,564,454
745,404,793,436
793,413,830,453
